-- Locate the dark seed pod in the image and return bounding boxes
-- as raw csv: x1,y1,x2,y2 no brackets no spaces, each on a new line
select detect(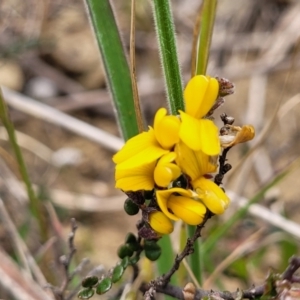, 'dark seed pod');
124,198,139,215
223,163,232,174
82,276,99,288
